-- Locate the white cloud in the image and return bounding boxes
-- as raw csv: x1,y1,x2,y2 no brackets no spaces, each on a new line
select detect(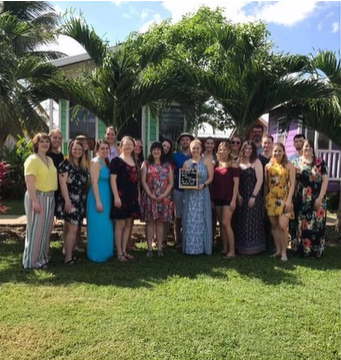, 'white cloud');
317,22,322,31
160,1,322,27
122,13,131,19
112,1,123,6
331,22,339,33
39,35,86,57
255,1,318,26
139,14,164,34
140,10,149,20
